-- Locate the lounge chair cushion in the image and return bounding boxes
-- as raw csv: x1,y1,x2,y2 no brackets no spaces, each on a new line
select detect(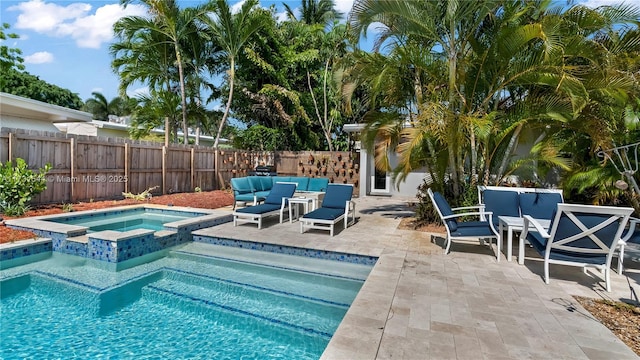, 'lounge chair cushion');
234,203,282,214
321,184,353,209
519,192,562,220
264,182,297,205
303,207,344,221
483,190,520,227
431,191,458,231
